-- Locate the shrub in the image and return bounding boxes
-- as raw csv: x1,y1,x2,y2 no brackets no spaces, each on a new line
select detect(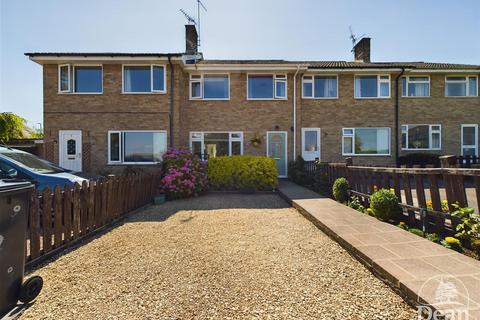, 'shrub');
332,177,349,203
160,149,208,199
451,204,480,241
288,156,314,186
471,239,480,255
369,189,402,221
397,222,409,230
409,228,424,237
441,237,463,253
426,233,440,243
347,196,365,213
207,156,278,190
